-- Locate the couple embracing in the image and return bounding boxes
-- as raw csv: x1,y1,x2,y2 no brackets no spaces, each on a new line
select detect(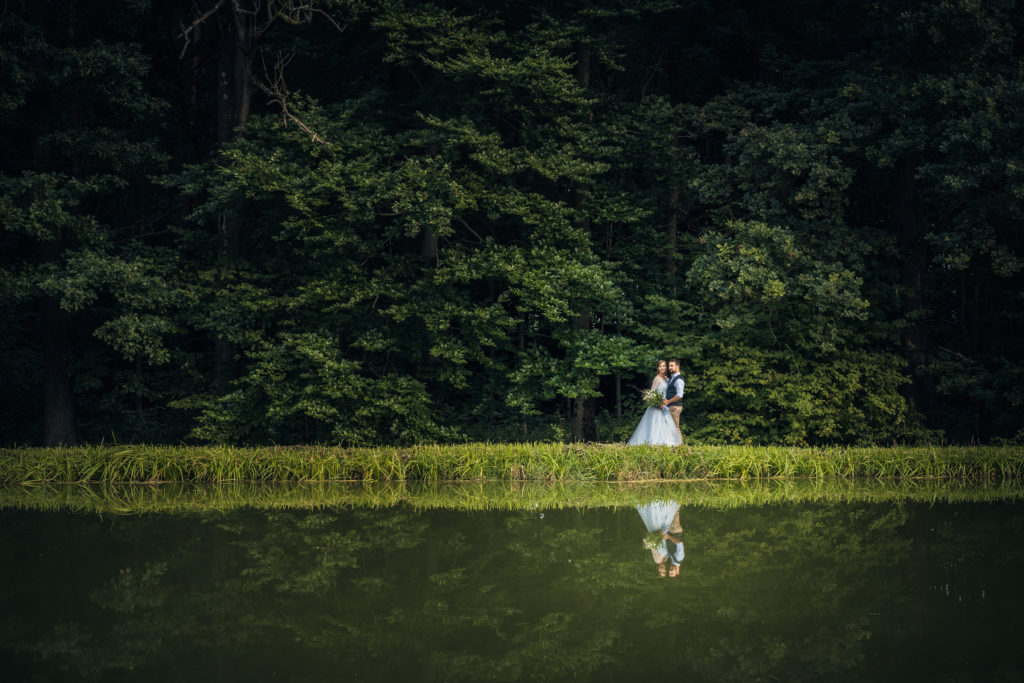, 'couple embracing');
627,359,684,446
